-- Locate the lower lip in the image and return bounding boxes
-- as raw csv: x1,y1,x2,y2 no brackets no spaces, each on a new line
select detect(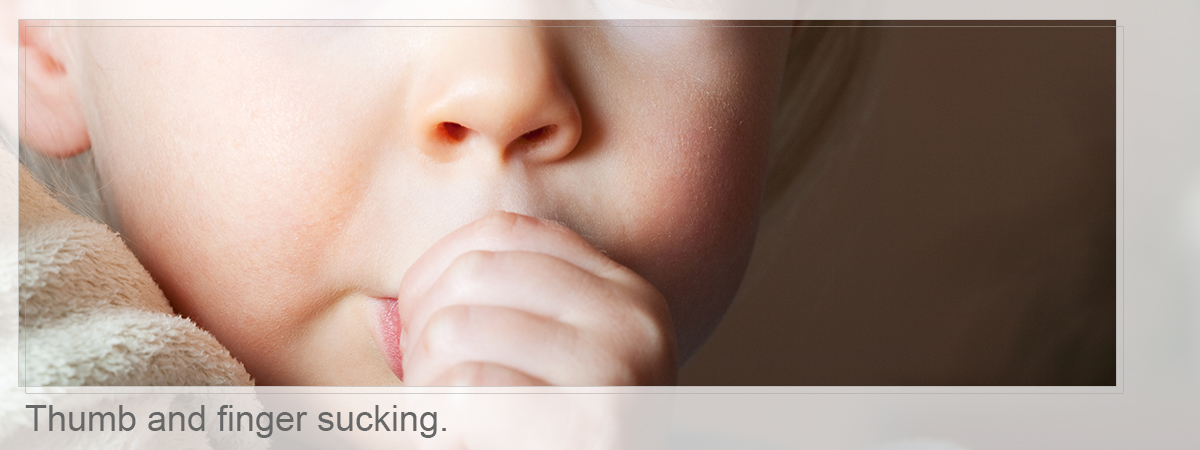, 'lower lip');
372,298,404,382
